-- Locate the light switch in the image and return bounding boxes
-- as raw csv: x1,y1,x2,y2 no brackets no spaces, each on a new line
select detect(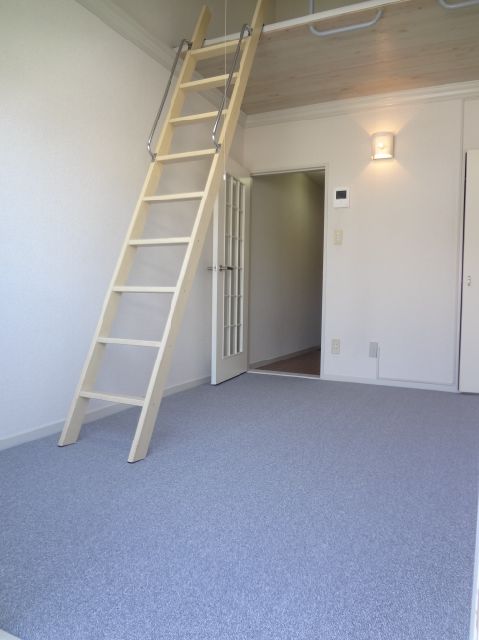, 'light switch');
333,187,350,208
333,229,343,245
